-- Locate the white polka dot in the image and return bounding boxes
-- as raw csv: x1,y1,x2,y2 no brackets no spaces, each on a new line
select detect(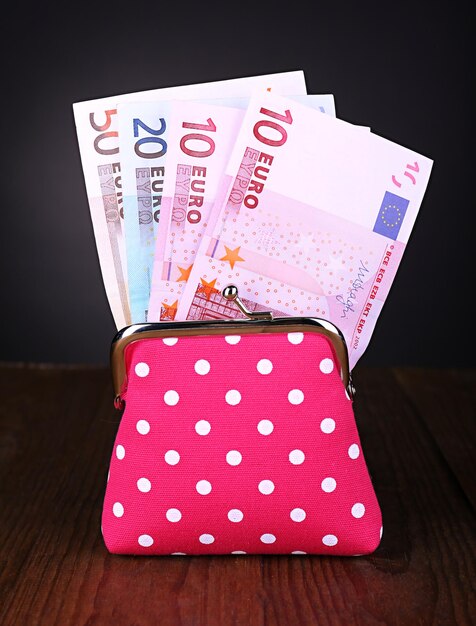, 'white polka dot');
289,449,305,465
137,477,151,492
225,335,241,344
164,450,180,465
199,533,215,544
166,508,182,522
136,419,150,435
195,420,211,435
260,533,276,544
163,337,178,346
228,509,244,522
288,332,304,344
113,502,124,517
196,480,212,495
320,418,336,434
257,359,273,374
351,503,366,518
194,359,210,375
345,389,351,401
322,534,338,547
348,443,360,459
164,390,180,406
135,362,150,377
321,477,337,493
225,389,241,405
319,358,334,374
231,551,247,554
116,444,125,460
290,508,306,522
257,419,274,435
226,450,242,466
380,526,384,539
258,479,275,495
138,534,154,547
291,551,307,555
288,389,304,405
